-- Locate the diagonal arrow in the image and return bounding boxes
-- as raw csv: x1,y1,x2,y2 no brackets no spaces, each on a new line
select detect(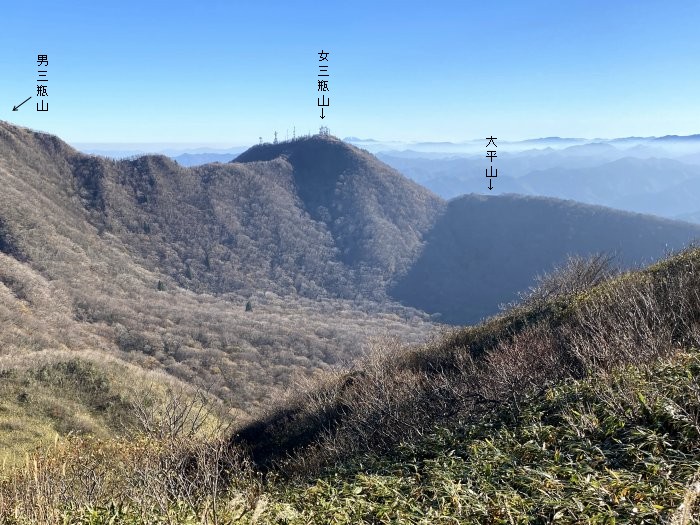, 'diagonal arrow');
12,96,32,111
